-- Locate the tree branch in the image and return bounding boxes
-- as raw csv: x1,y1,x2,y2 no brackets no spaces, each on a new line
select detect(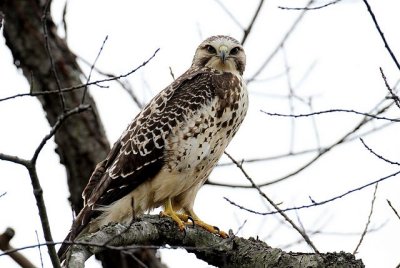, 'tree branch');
65,215,364,268
0,228,36,268
362,0,400,71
